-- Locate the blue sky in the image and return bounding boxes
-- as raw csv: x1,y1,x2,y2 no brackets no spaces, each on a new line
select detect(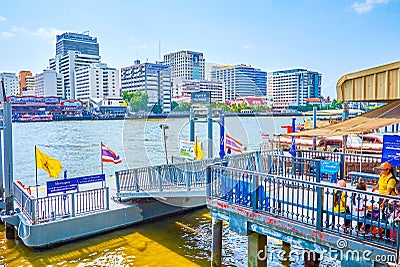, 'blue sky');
0,0,399,98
